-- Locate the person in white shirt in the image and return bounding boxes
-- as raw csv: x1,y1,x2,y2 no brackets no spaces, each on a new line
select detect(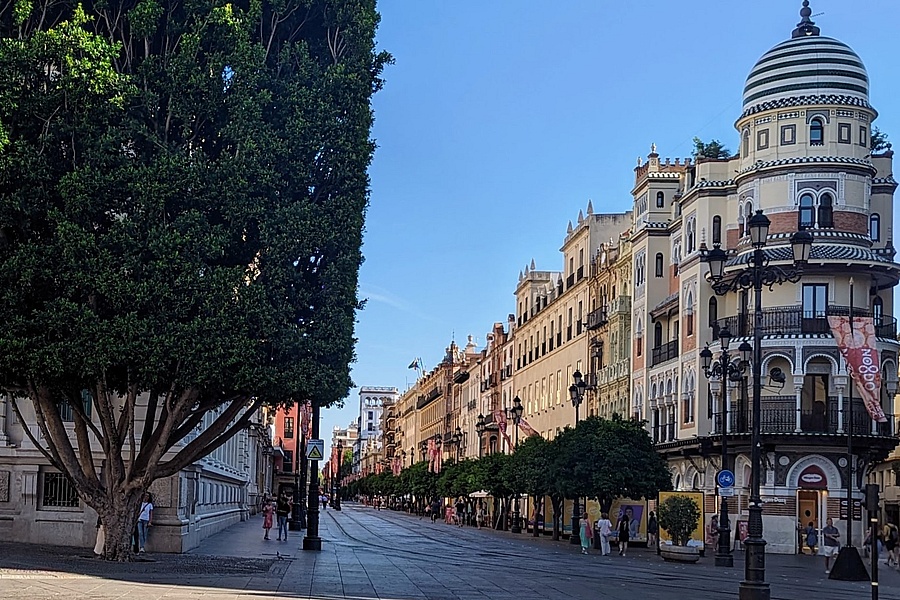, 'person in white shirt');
595,512,613,556
137,492,153,553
